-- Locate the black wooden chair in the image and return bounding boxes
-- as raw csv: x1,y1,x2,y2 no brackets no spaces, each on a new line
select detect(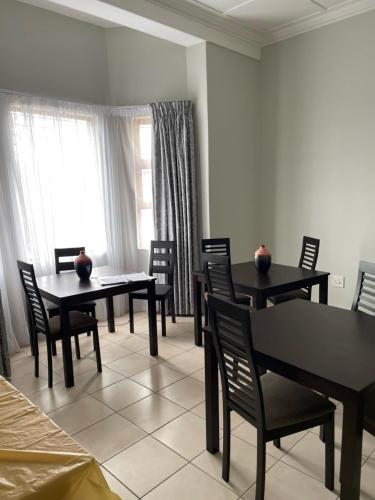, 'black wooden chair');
202,238,233,324
269,236,320,305
17,260,101,388
47,247,97,357
202,253,251,307
351,261,375,444
129,240,176,337
207,293,335,499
